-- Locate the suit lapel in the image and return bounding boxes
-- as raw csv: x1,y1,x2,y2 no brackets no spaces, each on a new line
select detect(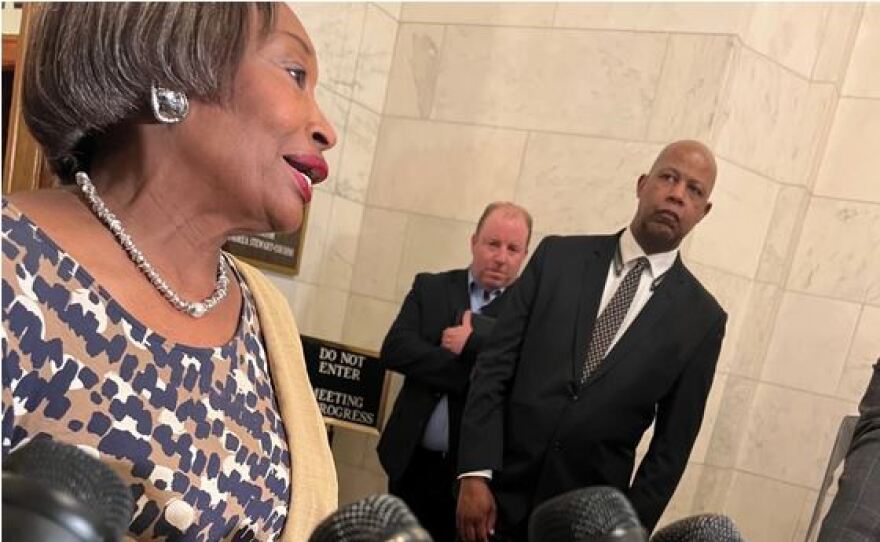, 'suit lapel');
447,269,471,323
572,236,618,380
584,257,686,387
